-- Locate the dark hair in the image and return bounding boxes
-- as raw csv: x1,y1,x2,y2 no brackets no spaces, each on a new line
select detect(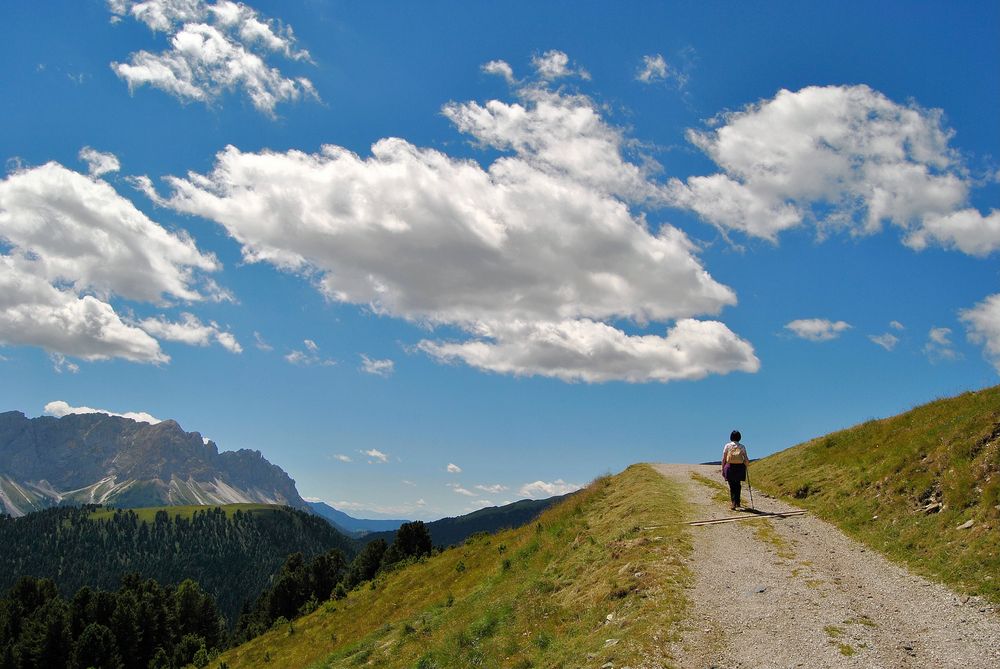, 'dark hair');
730,430,741,442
